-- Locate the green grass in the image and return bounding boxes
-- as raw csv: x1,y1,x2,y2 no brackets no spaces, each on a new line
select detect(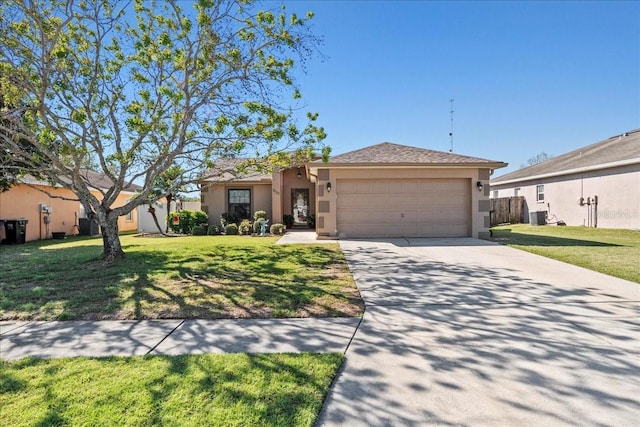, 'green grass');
491,225,640,283
0,235,363,320
0,353,343,427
